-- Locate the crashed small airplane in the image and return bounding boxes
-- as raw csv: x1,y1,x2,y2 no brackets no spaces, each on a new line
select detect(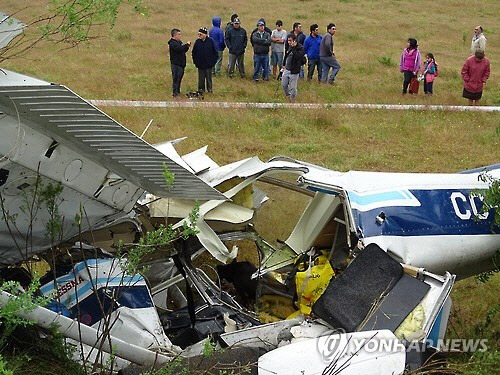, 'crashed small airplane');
0,12,499,375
